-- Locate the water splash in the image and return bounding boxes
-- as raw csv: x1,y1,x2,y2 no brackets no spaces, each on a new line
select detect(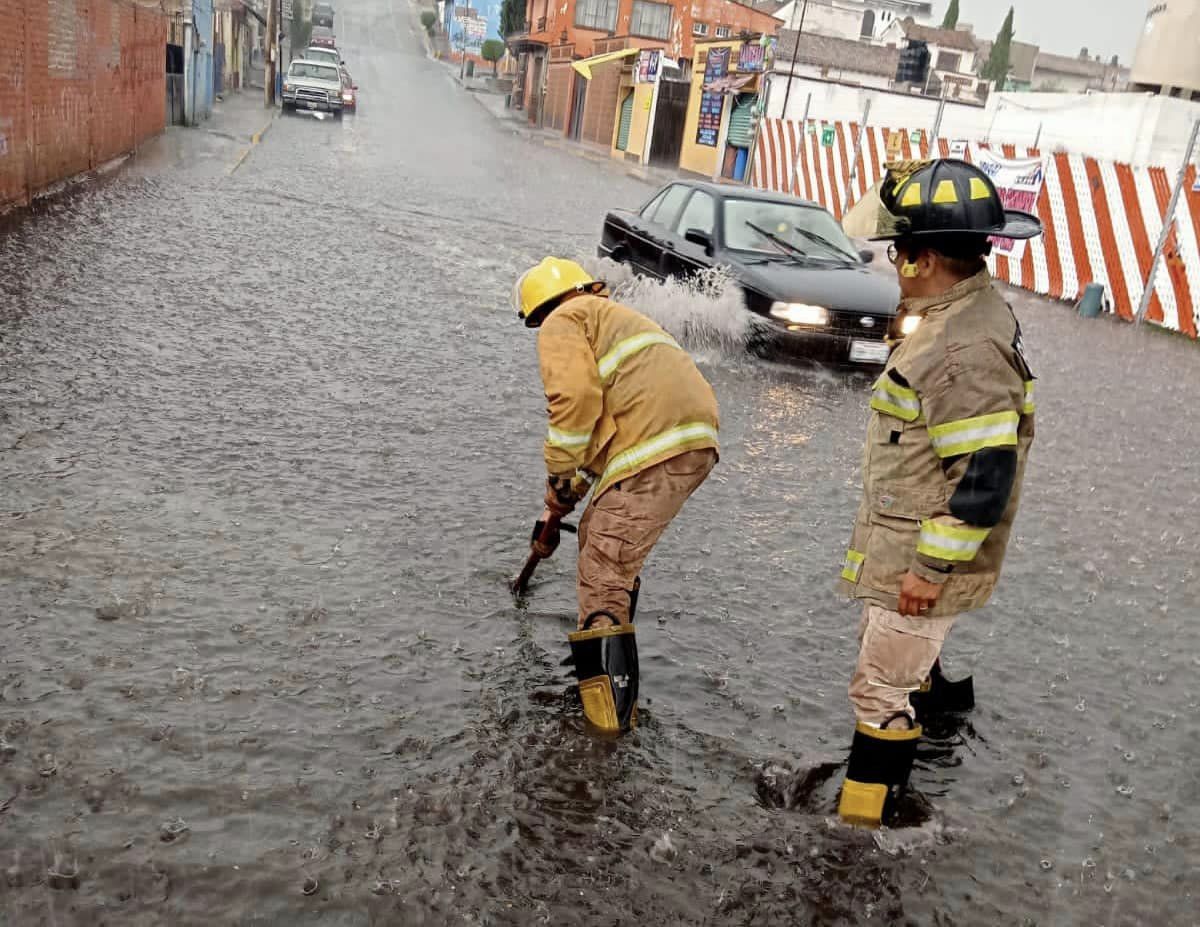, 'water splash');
585,257,765,356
